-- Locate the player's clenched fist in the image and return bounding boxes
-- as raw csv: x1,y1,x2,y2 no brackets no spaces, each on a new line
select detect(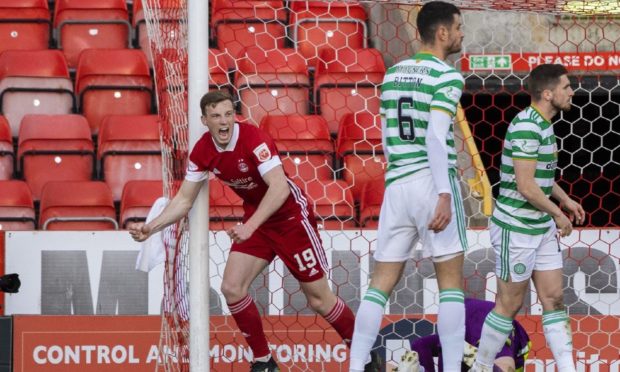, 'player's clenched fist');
129,223,152,242
227,223,256,244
